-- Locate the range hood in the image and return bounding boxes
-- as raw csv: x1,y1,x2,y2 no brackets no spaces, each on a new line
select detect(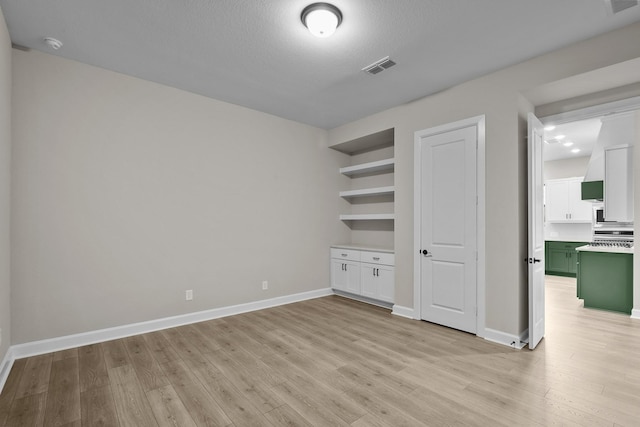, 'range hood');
582,112,636,200
584,112,635,182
